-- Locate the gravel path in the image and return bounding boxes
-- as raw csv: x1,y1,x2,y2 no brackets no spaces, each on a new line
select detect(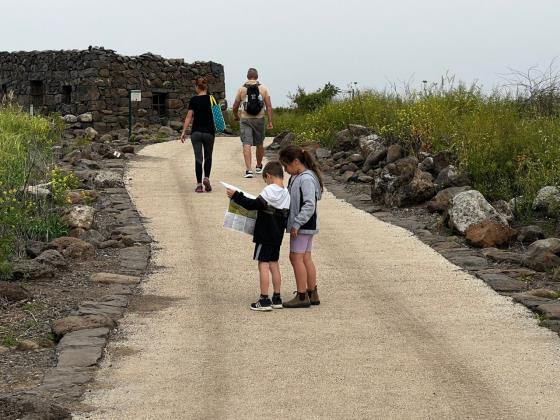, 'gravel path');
79,138,560,419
